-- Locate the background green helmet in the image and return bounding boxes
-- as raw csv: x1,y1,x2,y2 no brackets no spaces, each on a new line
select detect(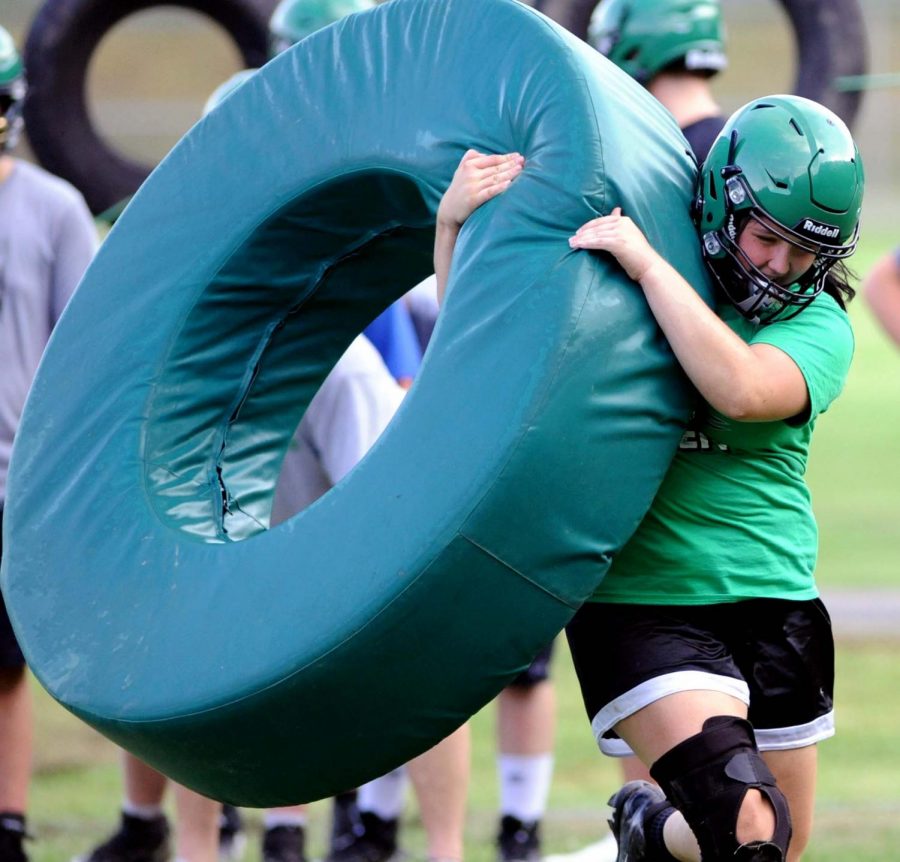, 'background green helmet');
589,0,726,85
0,24,26,151
202,69,258,117
697,94,864,324
269,0,375,56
